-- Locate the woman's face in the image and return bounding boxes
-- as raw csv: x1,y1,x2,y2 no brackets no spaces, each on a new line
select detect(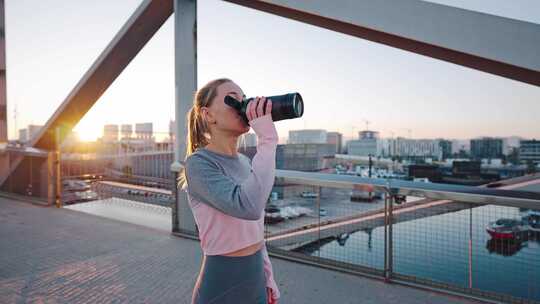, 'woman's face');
203,81,250,135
